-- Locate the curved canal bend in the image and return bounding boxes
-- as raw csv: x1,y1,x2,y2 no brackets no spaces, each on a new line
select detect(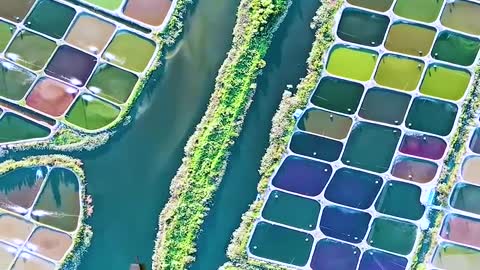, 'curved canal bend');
190,1,320,269
74,0,240,268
